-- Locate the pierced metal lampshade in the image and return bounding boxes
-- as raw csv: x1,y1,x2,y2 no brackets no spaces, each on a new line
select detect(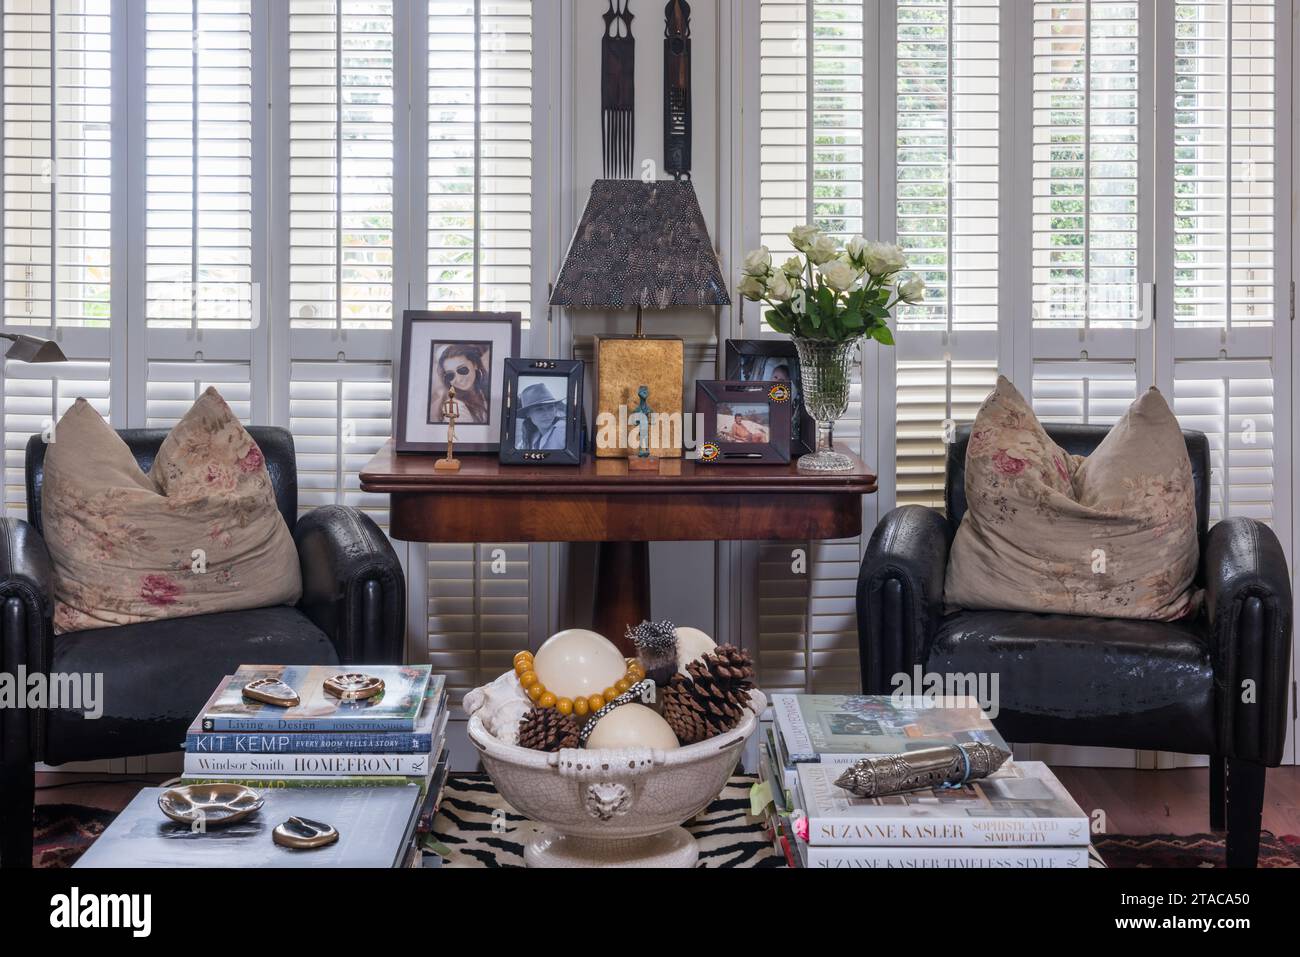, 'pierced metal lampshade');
1,333,67,363
550,179,731,314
